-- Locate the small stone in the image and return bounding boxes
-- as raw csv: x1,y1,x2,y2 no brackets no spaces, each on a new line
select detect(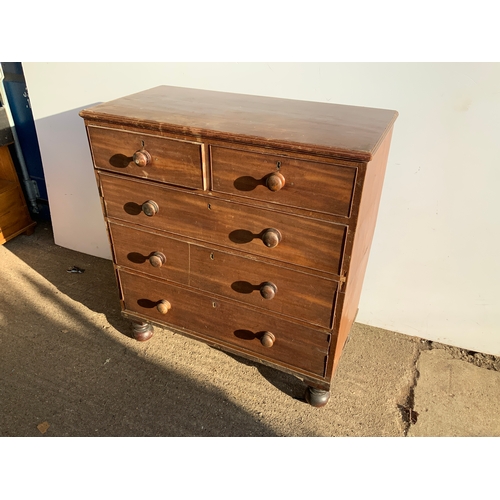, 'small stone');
37,421,50,434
